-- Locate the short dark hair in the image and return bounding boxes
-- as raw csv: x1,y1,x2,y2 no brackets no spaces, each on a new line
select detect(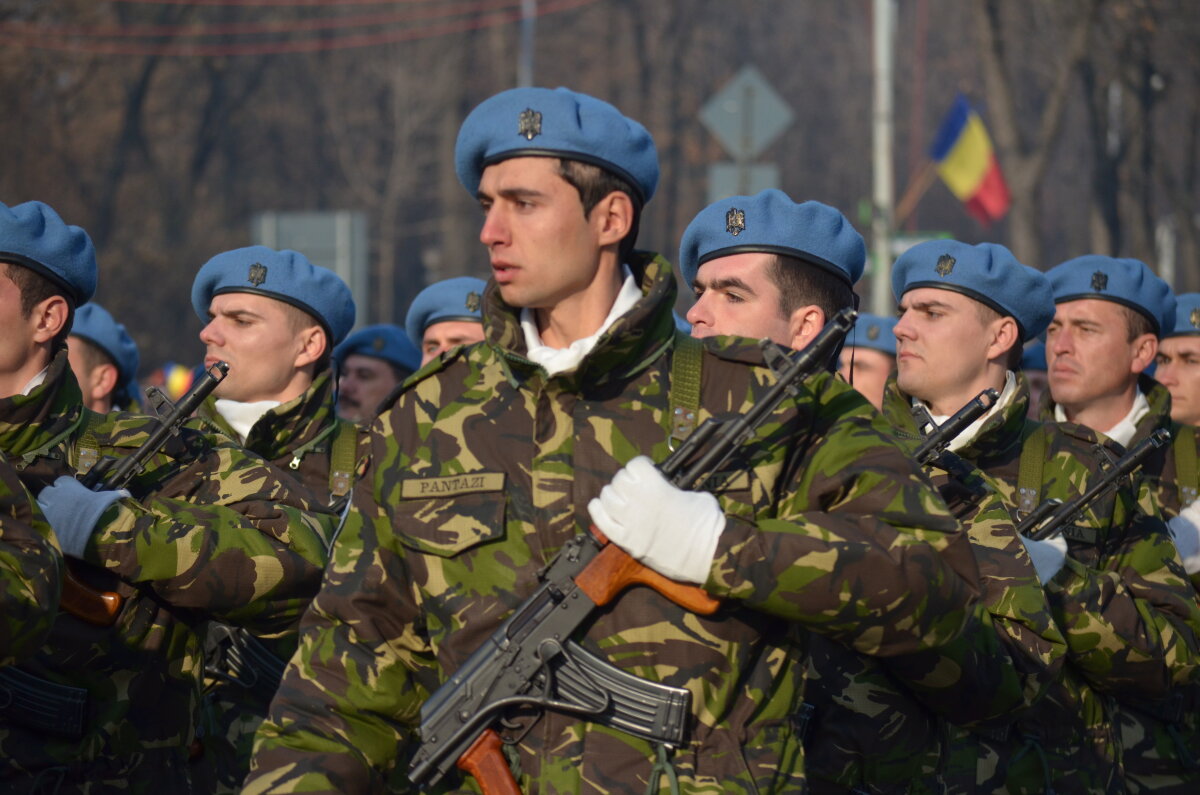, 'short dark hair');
1122,306,1156,342
3,261,74,349
765,255,856,322
557,159,642,259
